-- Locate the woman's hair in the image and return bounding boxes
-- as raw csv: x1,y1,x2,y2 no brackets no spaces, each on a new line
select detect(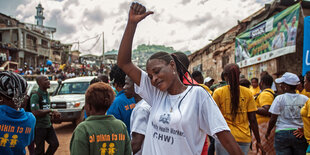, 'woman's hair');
90,77,102,85
239,78,251,88
98,74,109,83
260,74,273,88
85,82,115,112
251,77,258,83
173,52,189,69
192,71,203,79
284,83,298,91
109,65,126,87
223,64,240,121
0,71,28,108
147,52,194,85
